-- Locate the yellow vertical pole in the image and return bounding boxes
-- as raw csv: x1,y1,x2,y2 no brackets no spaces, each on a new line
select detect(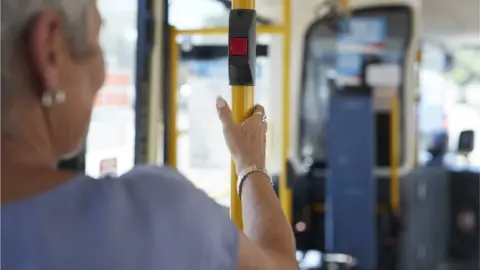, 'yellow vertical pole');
338,0,349,11
390,97,400,213
279,0,292,223
230,0,256,229
168,27,179,169
414,49,422,166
